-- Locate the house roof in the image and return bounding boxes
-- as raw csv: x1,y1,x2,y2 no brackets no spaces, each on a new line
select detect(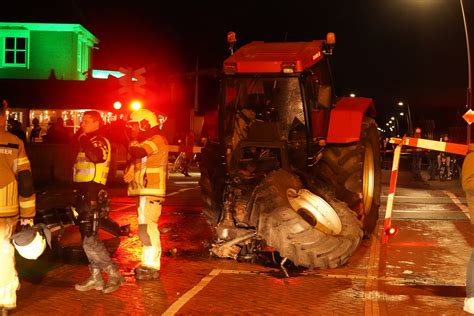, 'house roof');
0,22,98,44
